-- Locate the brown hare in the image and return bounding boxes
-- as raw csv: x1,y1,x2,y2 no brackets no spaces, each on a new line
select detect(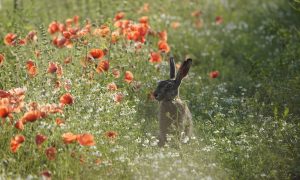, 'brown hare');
153,57,193,147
